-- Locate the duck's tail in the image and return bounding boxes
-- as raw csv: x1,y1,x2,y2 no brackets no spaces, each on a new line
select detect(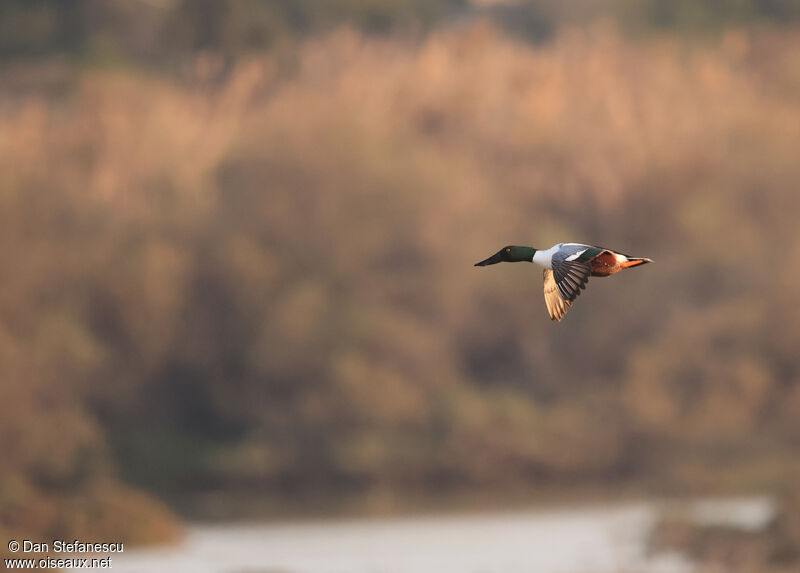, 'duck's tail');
622,257,652,269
